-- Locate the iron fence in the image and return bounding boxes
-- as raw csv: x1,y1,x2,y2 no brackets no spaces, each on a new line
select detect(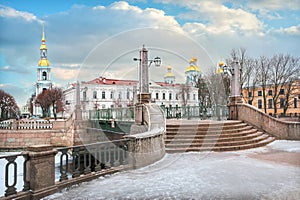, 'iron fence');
0,153,30,197
89,107,135,121
56,139,129,181
160,105,229,120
